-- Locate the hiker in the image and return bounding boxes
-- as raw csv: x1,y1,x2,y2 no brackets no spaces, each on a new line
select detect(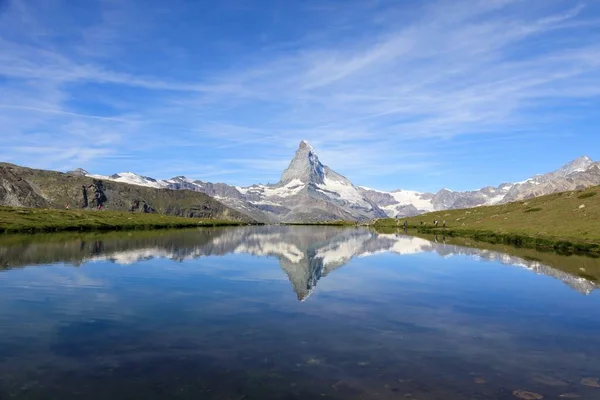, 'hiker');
81,185,89,208
434,220,439,228
442,220,446,228
64,203,70,210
